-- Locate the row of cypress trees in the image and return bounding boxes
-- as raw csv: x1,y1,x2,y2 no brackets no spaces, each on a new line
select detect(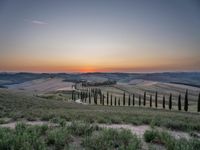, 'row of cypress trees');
72,89,200,112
